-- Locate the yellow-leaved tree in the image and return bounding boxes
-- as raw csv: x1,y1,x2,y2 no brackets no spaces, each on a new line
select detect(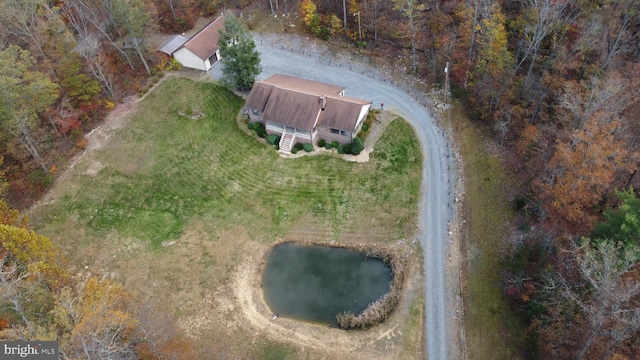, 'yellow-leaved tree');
300,0,318,28
0,200,194,358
